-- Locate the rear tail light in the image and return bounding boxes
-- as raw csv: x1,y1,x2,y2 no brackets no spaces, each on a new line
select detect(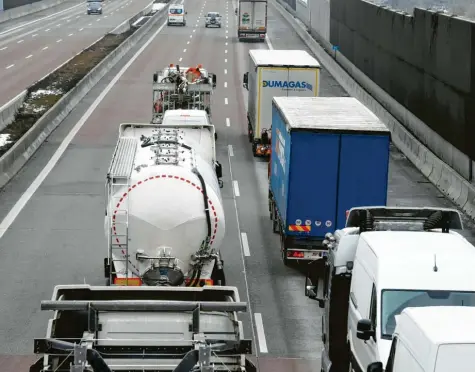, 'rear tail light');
185,278,214,287
113,277,142,286
287,251,305,258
